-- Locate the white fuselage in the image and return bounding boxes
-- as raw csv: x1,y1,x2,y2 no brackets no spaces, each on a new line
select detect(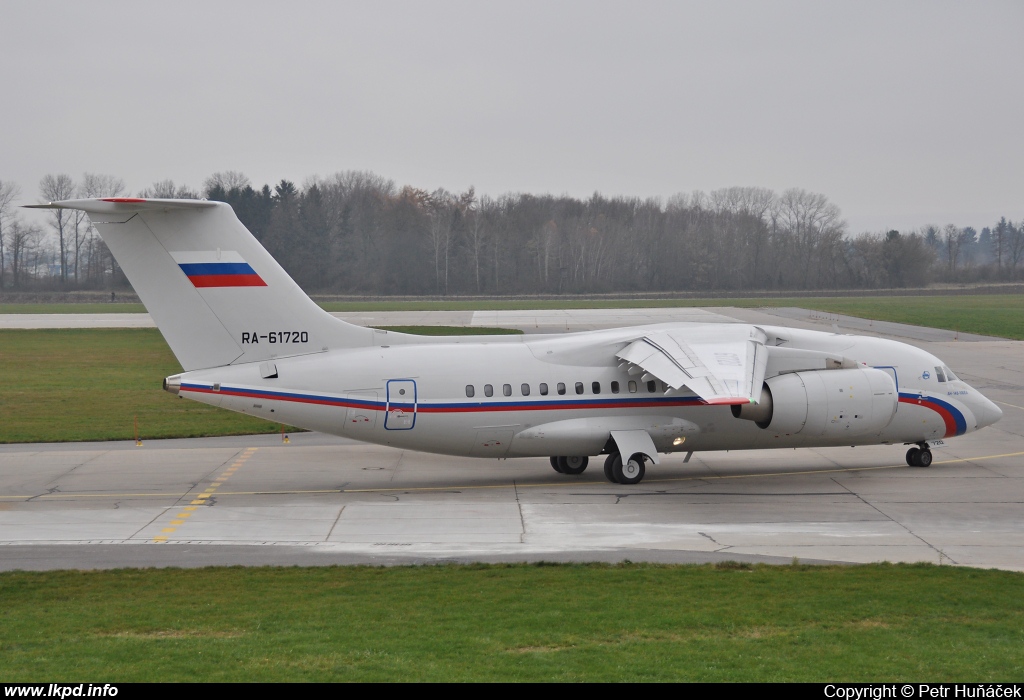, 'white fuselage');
171,323,1002,460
